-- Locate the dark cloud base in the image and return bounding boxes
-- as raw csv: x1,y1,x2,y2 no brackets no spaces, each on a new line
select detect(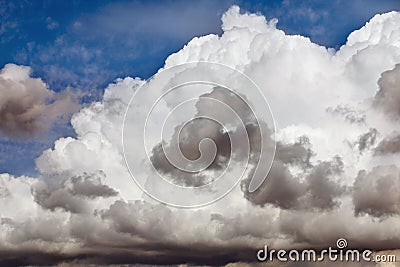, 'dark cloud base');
0,246,258,267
